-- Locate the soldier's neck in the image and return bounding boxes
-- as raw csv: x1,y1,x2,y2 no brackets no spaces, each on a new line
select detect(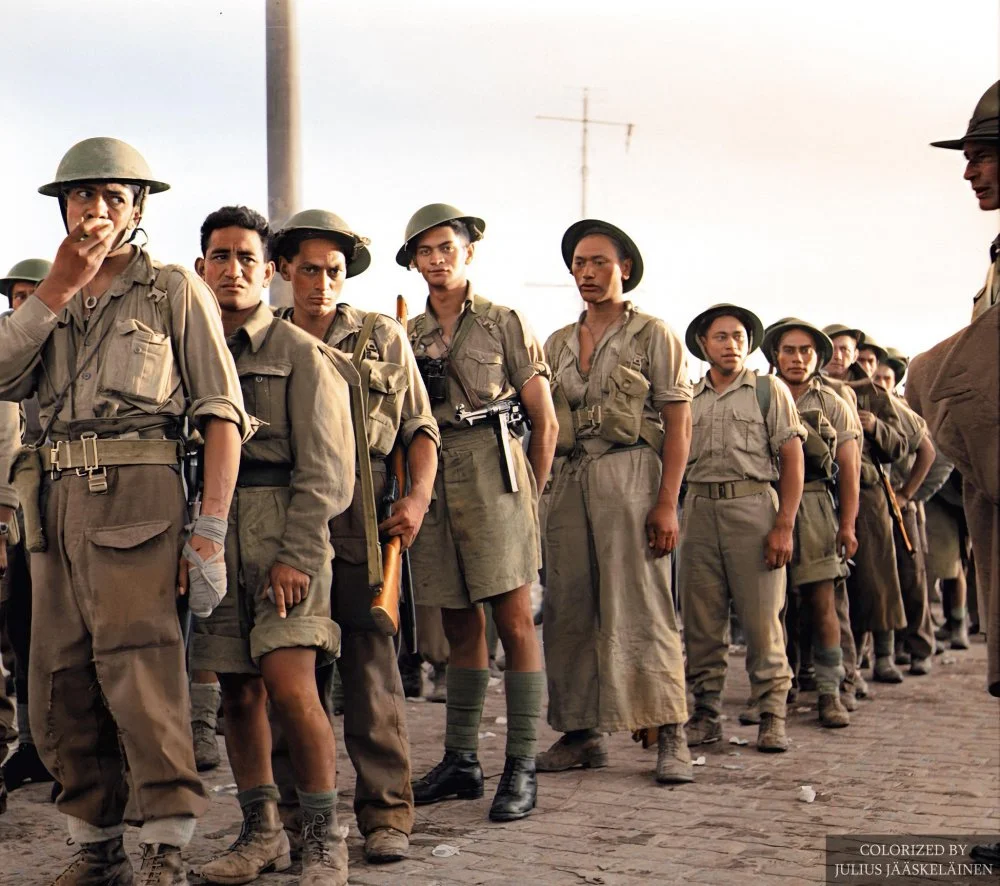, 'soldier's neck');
292,307,337,343
584,299,627,322
87,249,132,301
781,376,808,400
707,365,741,393
221,303,260,337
